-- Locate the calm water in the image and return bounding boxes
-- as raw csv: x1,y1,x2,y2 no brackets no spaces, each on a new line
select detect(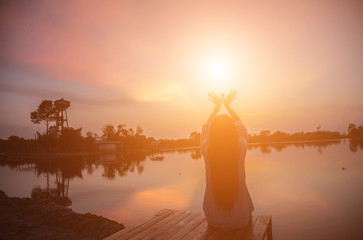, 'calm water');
1,140,362,240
